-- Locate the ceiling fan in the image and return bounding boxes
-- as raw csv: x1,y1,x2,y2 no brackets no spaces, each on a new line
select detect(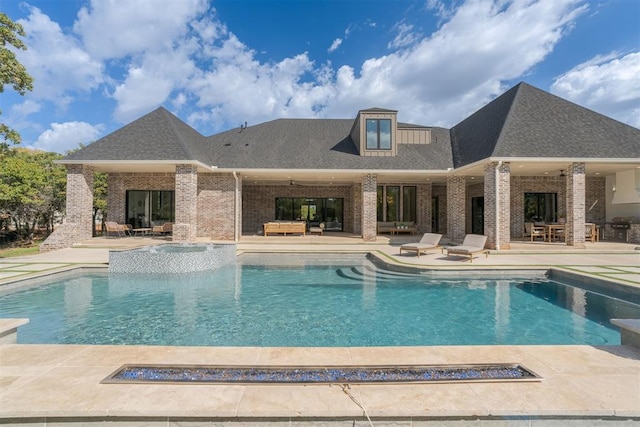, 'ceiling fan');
559,170,566,177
